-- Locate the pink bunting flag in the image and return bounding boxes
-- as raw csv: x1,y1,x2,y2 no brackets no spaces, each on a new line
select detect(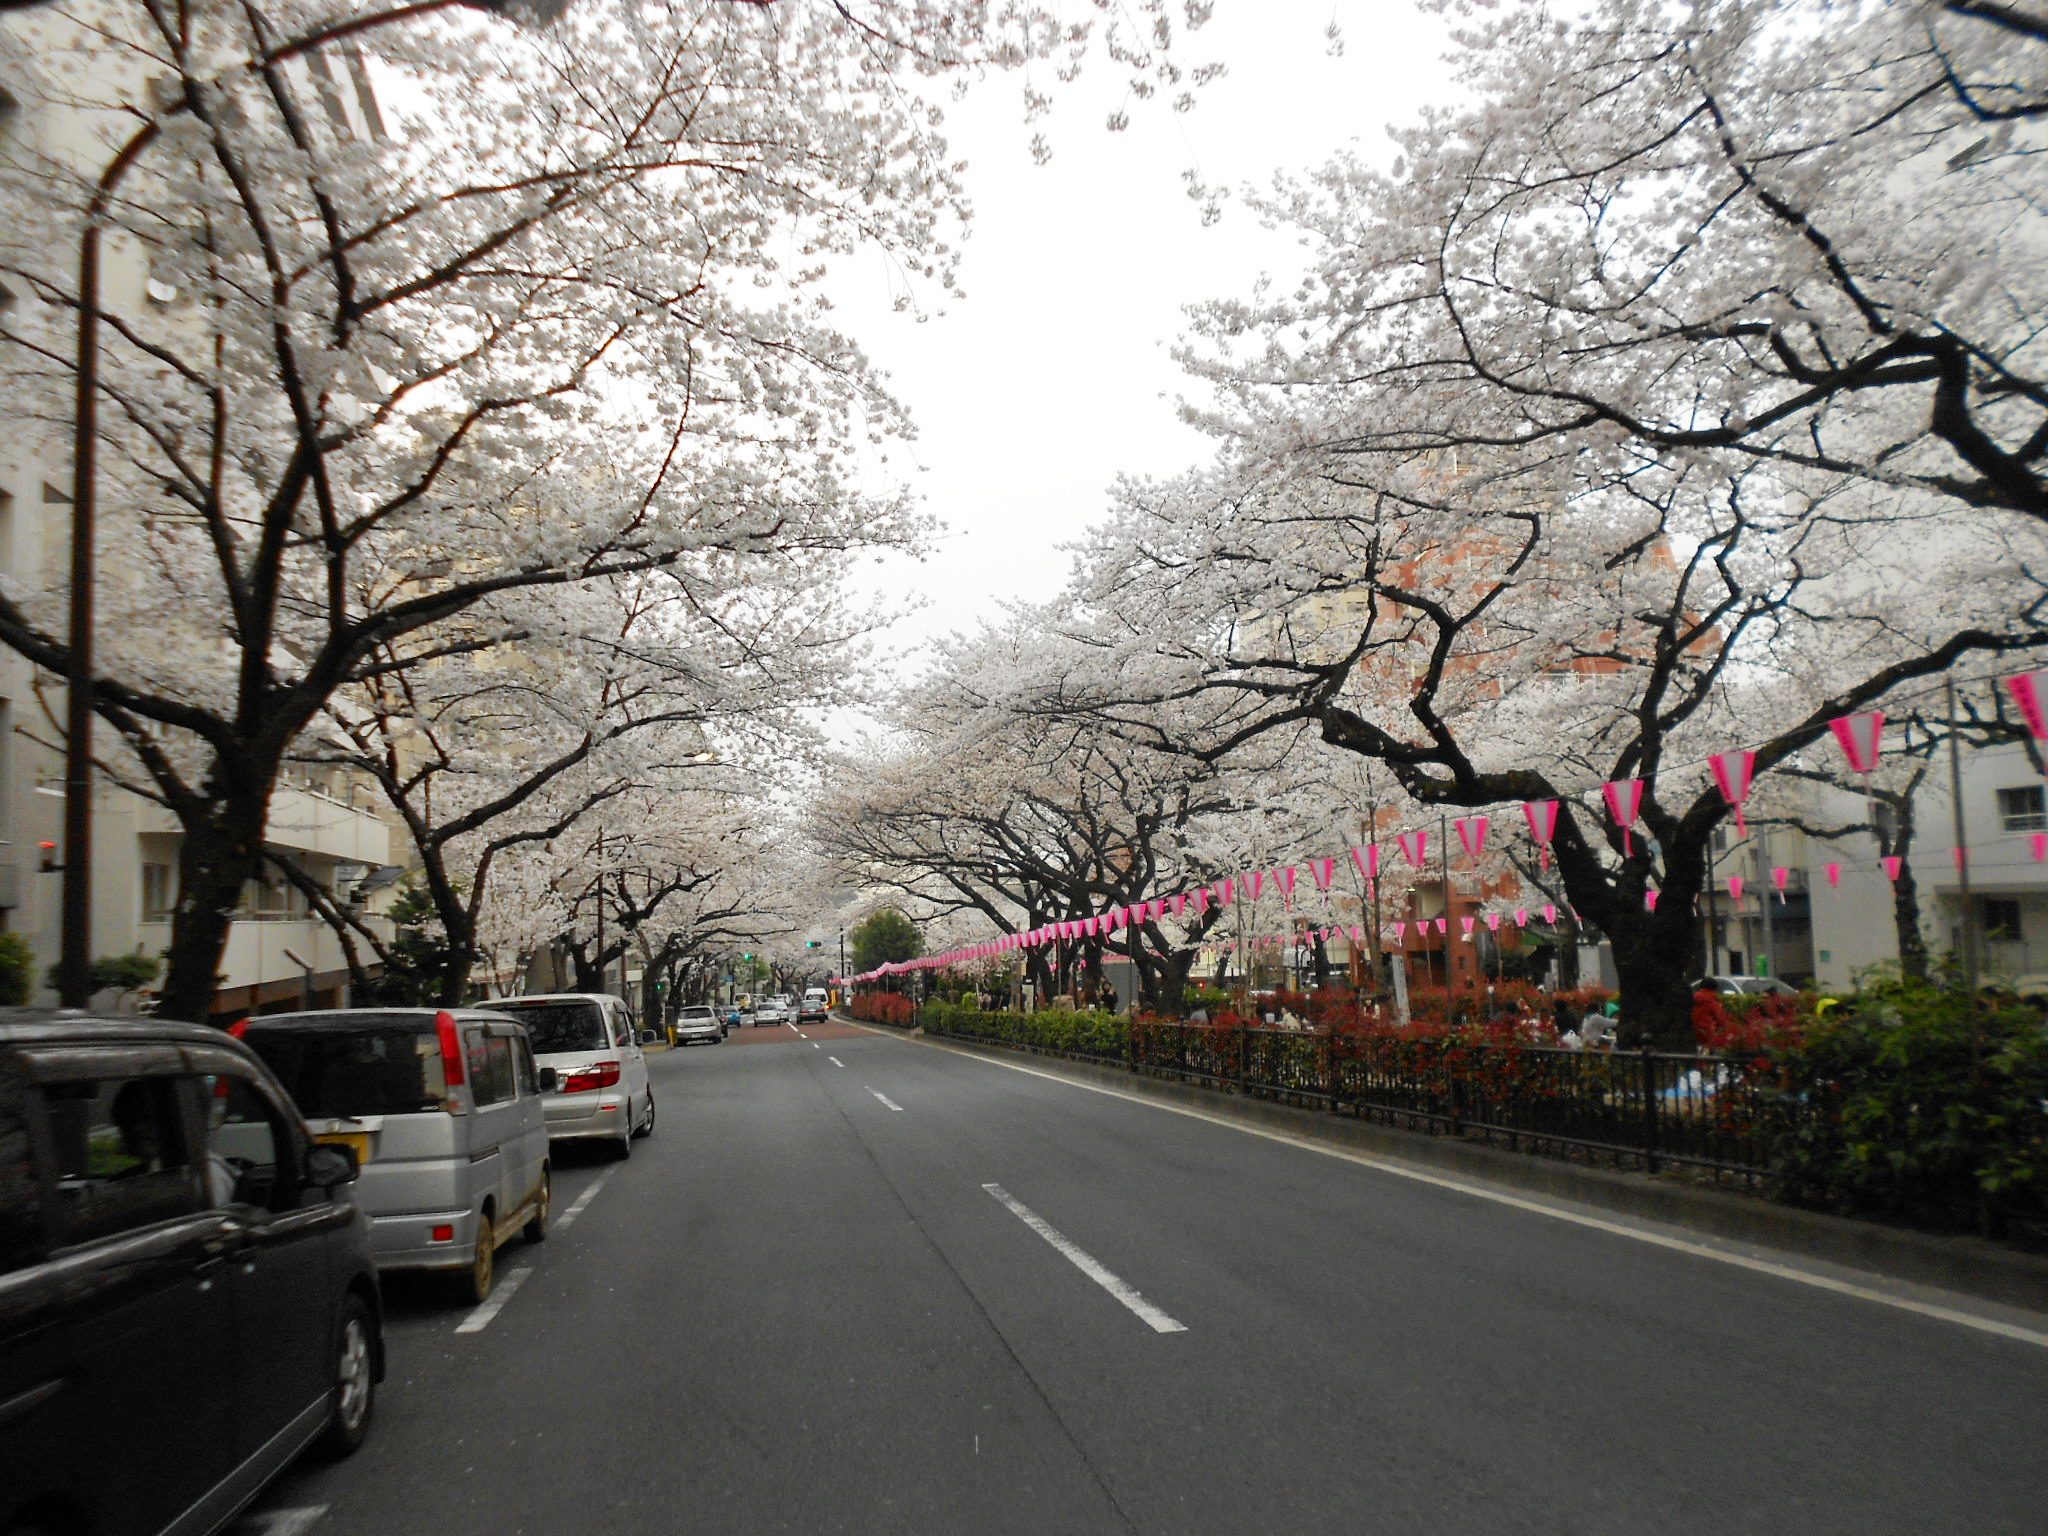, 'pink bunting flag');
1434,917,1448,935
1170,893,1187,918
1882,855,1903,881
1192,888,1210,917
1398,829,1430,869
1523,800,1560,870
1218,877,1236,907
2005,671,2048,742
1825,862,1841,887
1485,912,1501,932
1644,888,1659,911
1543,904,1559,925
1455,816,1490,863
1150,899,1167,921
1280,866,1298,899
1393,921,1408,945
1953,847,1968,873
1829,711,1885,776
1772,866,1790,900
1514,908,1528,927
1351,844,1380,882
1248,870,1266,903
1603,779,1645,856
1728,875,1746,902
1311,857,1338,892
1460,916,1476,938
2034,834,2048,862
1708,750,1757,838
